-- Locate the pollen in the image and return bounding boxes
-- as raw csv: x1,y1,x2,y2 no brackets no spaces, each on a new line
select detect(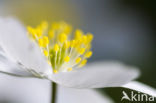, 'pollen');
67,68,72,71
85,51,93,58
64,56,70,62
43,36,49,45
53,69,58,74
27,21,93,73
76,57,81,63
70,40,76,48
48,29,55,39
79,59,87,67
43,50,49,57
78,48,85,55
59,33,67,43
54,44,59,51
